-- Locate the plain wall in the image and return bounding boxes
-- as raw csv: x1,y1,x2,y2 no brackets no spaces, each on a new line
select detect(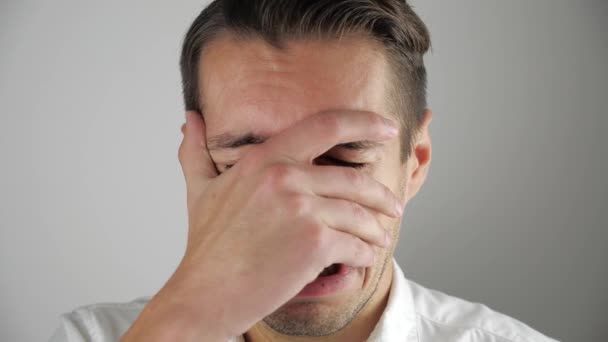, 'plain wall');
0,1,606,341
